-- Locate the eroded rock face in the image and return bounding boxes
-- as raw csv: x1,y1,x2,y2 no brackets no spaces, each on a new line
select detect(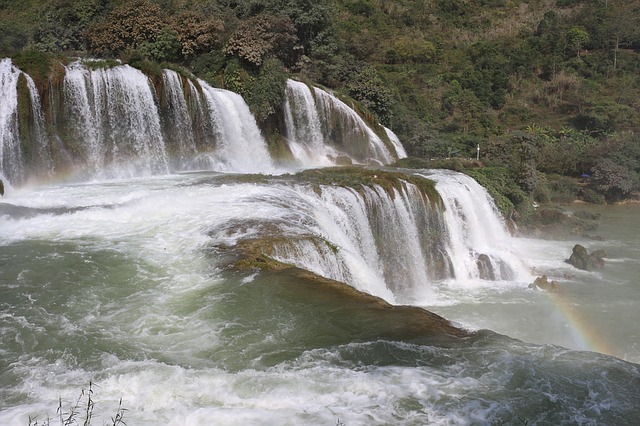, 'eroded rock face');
477,254,496,281
566,244,606,271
